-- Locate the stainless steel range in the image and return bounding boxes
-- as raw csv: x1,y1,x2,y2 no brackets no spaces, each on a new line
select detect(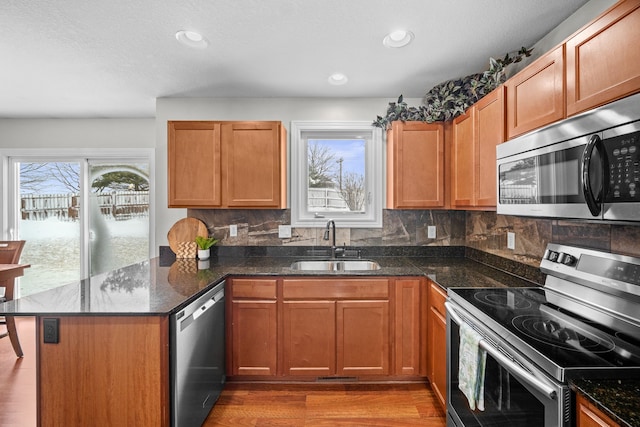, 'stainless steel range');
446,243,640,427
